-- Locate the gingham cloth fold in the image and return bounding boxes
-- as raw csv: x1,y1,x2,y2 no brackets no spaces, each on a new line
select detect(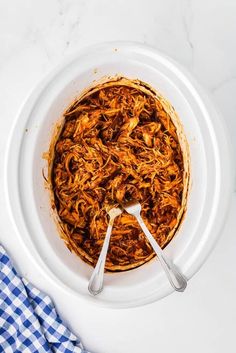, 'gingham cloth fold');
0,245,90,353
